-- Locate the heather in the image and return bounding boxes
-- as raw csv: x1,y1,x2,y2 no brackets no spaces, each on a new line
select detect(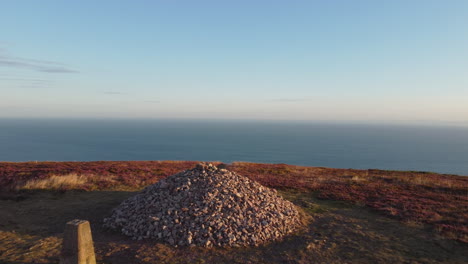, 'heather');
0,161,197,190
0,161,467,243
227,162,468,243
